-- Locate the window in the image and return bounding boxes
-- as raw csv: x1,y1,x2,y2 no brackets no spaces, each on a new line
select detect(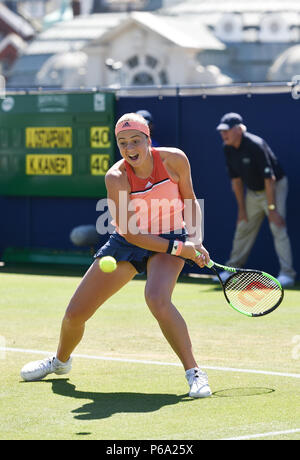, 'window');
159,70,168,85
127,55,139,69
132,72,154,85
126,54,169,86
146,55,158,69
